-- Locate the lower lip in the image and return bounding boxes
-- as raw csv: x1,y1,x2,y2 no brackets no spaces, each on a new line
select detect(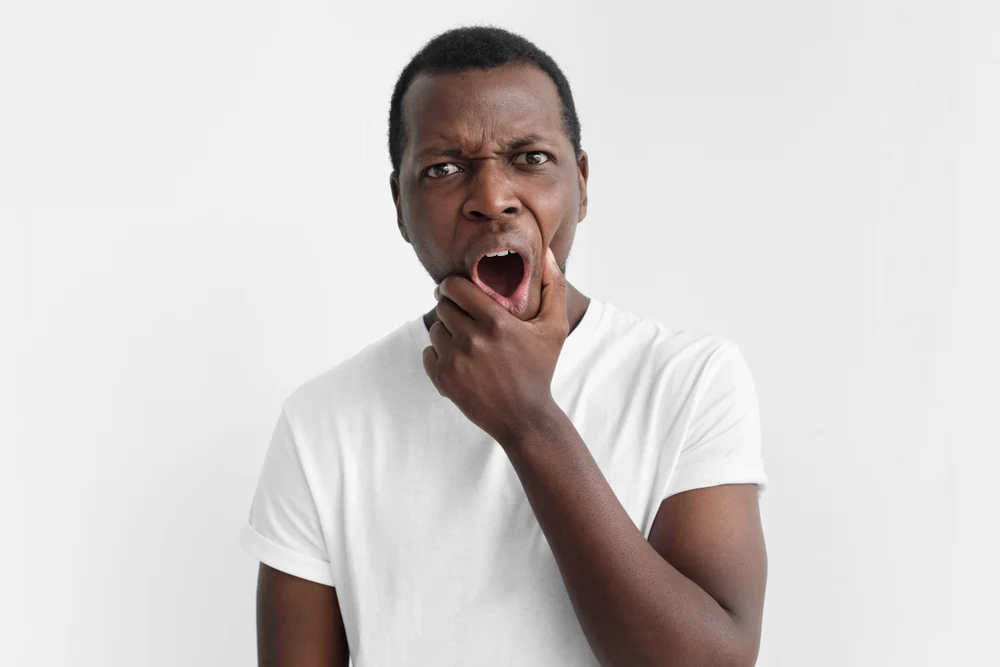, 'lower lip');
471,257,532,318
